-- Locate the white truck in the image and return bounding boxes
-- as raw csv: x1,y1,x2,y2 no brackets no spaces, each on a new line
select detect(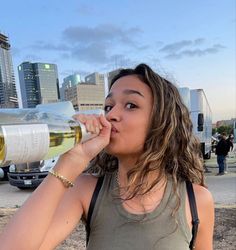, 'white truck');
8,157,58,189
233,121,236,143
179,88,212,159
